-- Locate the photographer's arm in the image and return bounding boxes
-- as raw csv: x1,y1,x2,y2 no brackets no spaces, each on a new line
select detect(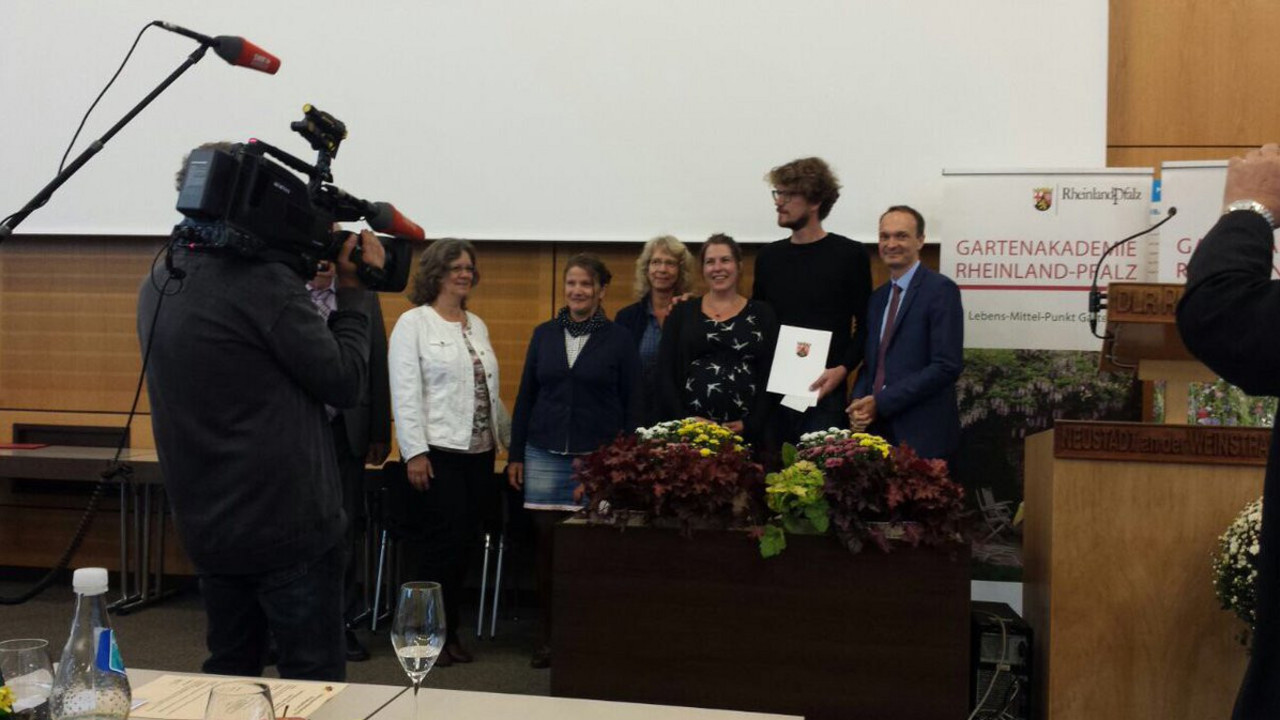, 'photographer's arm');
266,231,384,408
1178,145,1280,397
